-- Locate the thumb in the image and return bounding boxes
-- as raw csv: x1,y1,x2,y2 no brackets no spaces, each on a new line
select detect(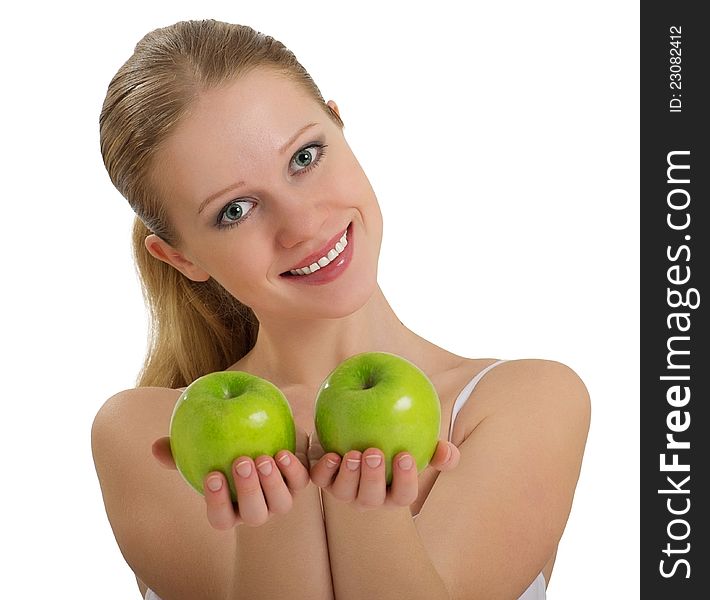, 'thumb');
429,441,461,472
151,436,177,470
307,431,325,470
294,427,310,470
